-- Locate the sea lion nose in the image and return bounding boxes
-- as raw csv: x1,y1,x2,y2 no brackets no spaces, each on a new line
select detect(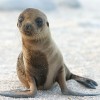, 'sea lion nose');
25,23,32,31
